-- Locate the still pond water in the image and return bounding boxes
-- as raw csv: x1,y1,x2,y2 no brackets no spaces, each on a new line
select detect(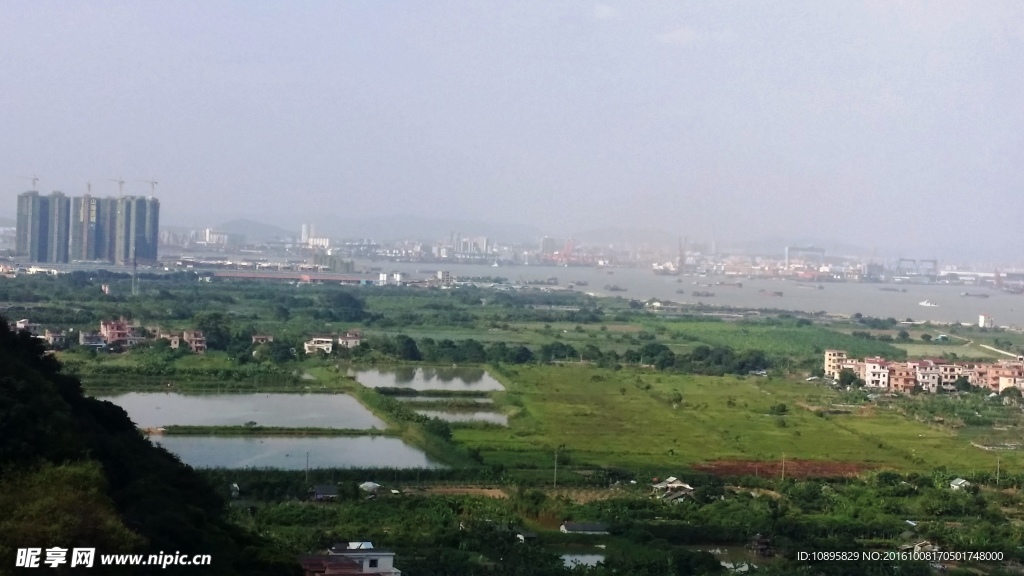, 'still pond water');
98,393,386,429
349,367,505,392
151,436,441,469
416,410,508,425
561,554,605,568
